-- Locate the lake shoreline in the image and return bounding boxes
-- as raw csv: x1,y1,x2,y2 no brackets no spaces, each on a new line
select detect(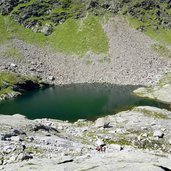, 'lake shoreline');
1,106,171,170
